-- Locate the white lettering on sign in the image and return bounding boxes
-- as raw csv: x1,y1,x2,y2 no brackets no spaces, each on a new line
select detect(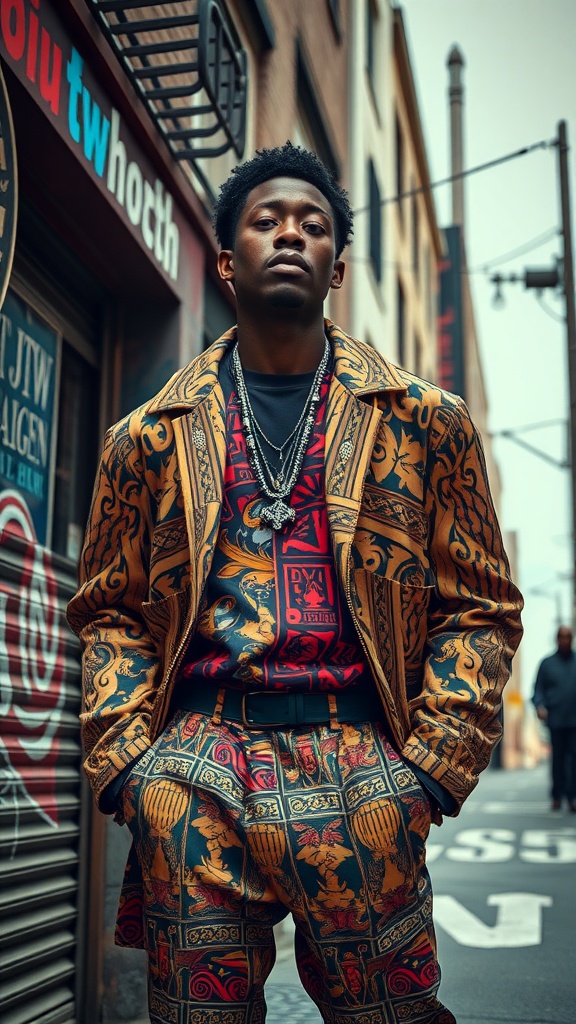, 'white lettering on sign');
434,893,552,948
0,316,53,471
106,110,179,279
65,49,180,282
